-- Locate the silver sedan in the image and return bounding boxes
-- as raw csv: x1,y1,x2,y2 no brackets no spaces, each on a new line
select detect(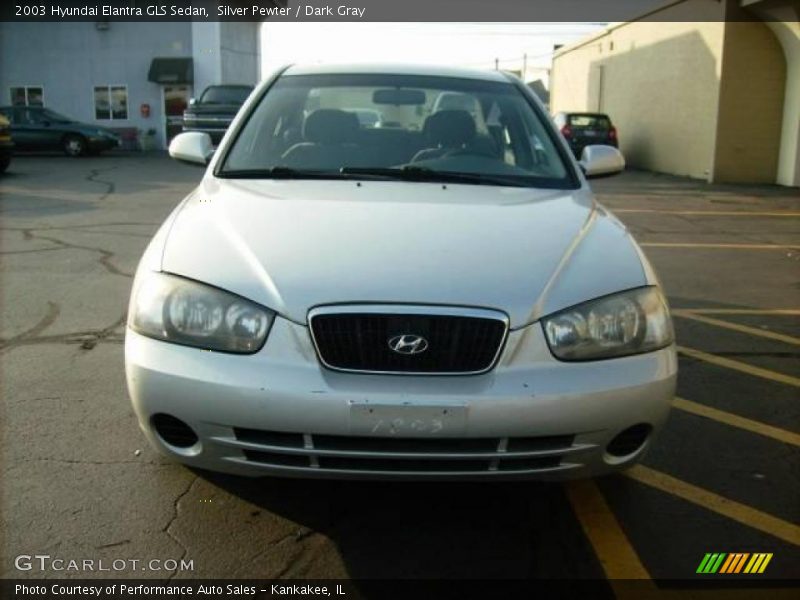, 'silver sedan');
125,64,676,480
